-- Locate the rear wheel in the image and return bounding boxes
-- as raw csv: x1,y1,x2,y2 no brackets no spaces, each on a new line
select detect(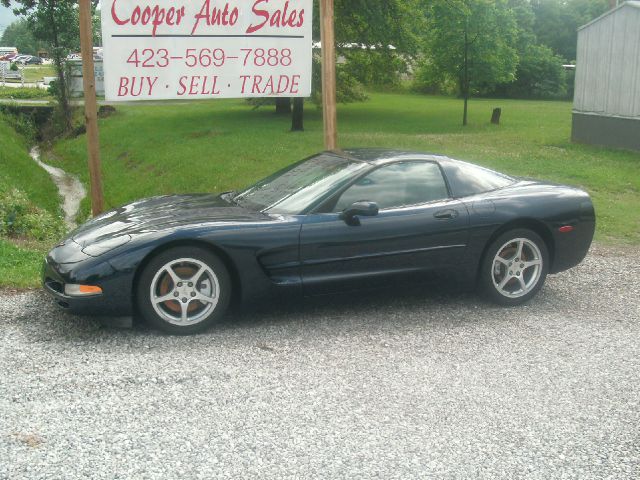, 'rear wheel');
480,229,549,306
137,246,231,334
